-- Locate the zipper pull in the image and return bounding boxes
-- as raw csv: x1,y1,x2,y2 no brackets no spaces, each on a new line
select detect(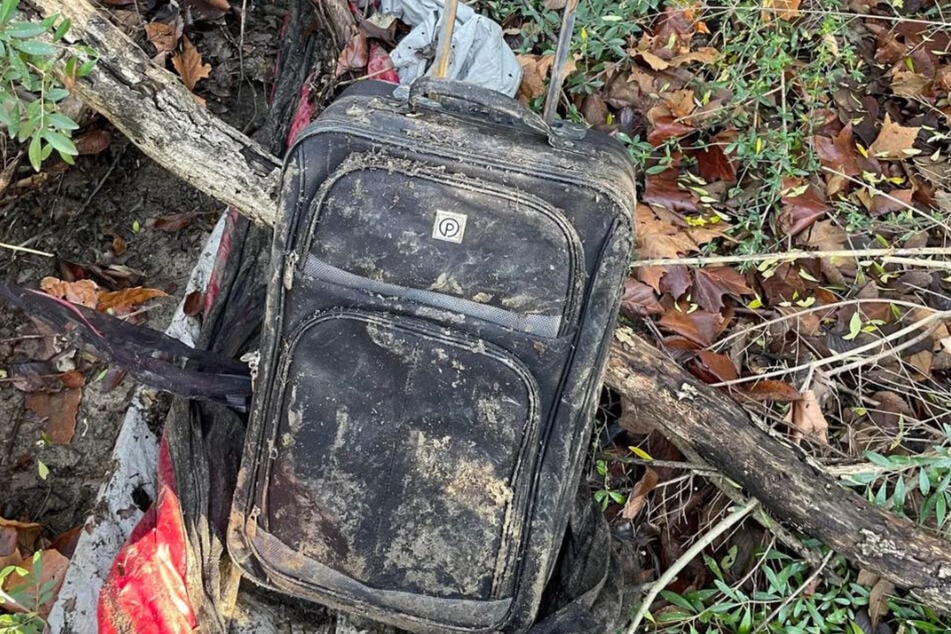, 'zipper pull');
284,252,299,291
